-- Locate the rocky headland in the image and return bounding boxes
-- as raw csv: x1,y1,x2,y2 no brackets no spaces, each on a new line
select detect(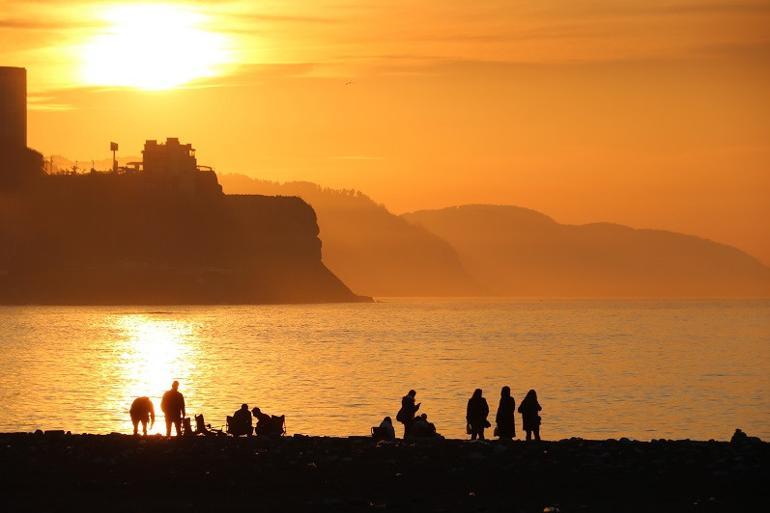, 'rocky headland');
0,172,370,304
